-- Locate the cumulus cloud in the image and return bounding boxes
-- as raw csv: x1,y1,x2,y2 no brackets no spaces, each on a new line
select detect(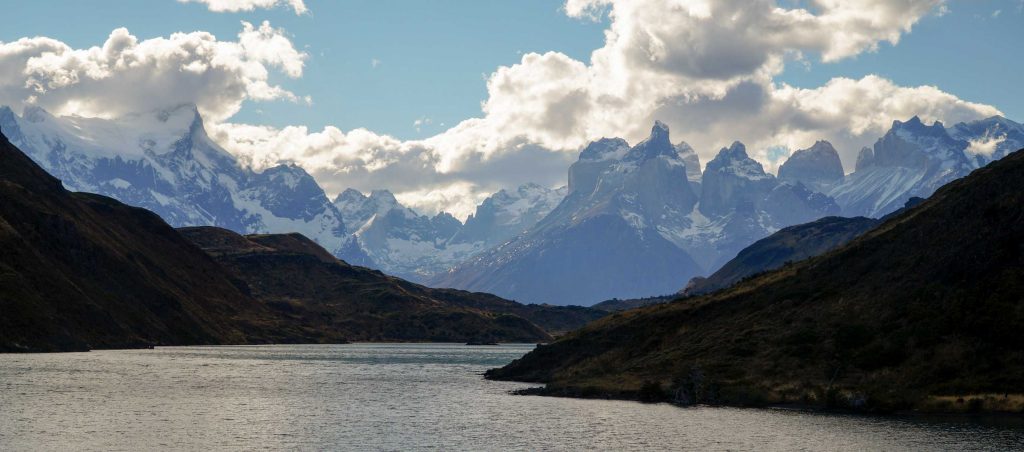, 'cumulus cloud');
965,132,1007,157
178,0,309,15
210,0,996,215
0,21,305,121
0,0,1004,217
